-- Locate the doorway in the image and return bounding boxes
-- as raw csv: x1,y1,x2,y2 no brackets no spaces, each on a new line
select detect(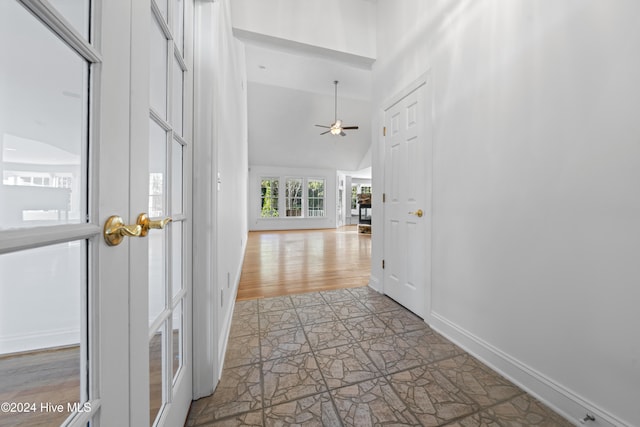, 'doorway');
0,1,193,426
382,72,434,319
